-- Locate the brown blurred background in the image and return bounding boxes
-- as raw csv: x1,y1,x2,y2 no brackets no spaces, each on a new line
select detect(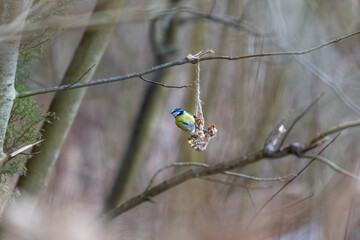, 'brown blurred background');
5,0,360,239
